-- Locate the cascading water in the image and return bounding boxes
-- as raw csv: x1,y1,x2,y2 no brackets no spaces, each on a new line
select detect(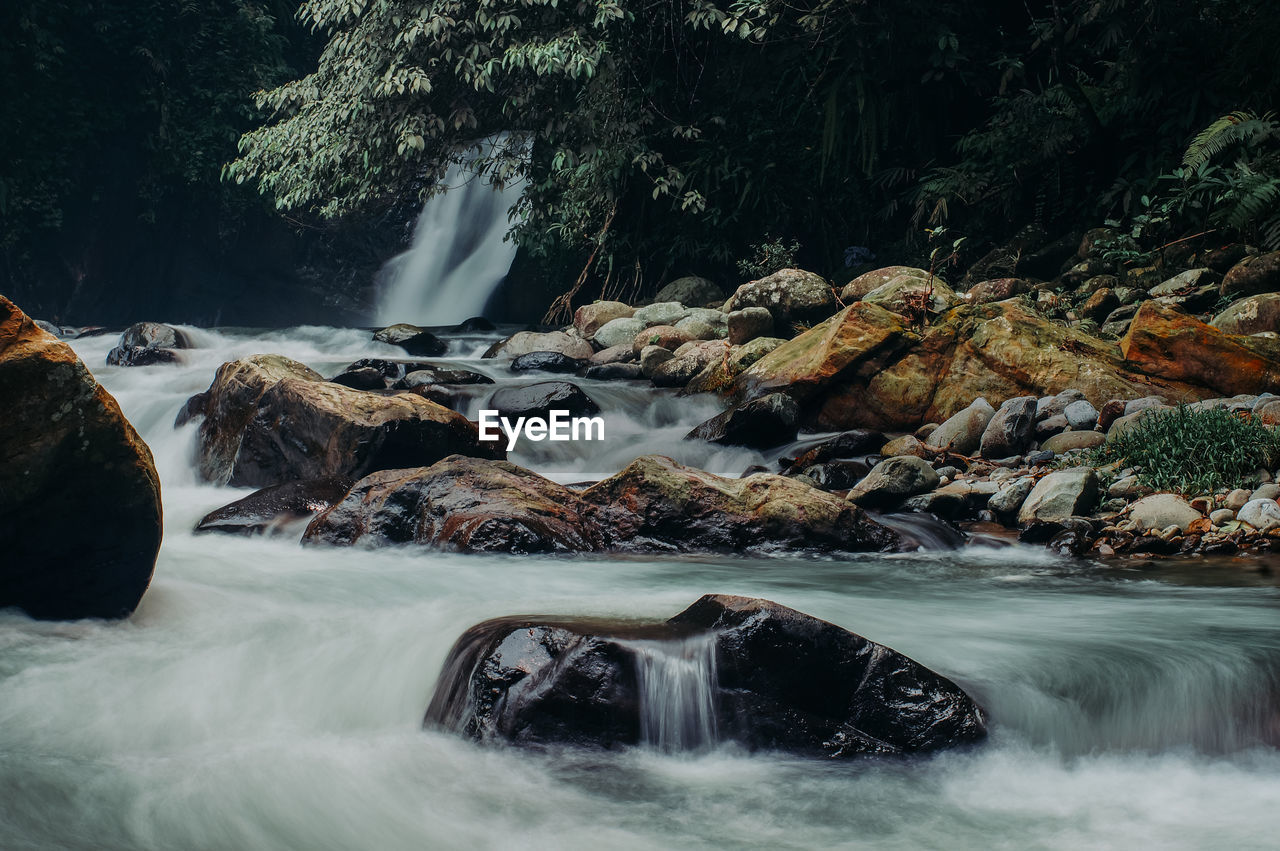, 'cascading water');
376,161,523,326
628,633,720,753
